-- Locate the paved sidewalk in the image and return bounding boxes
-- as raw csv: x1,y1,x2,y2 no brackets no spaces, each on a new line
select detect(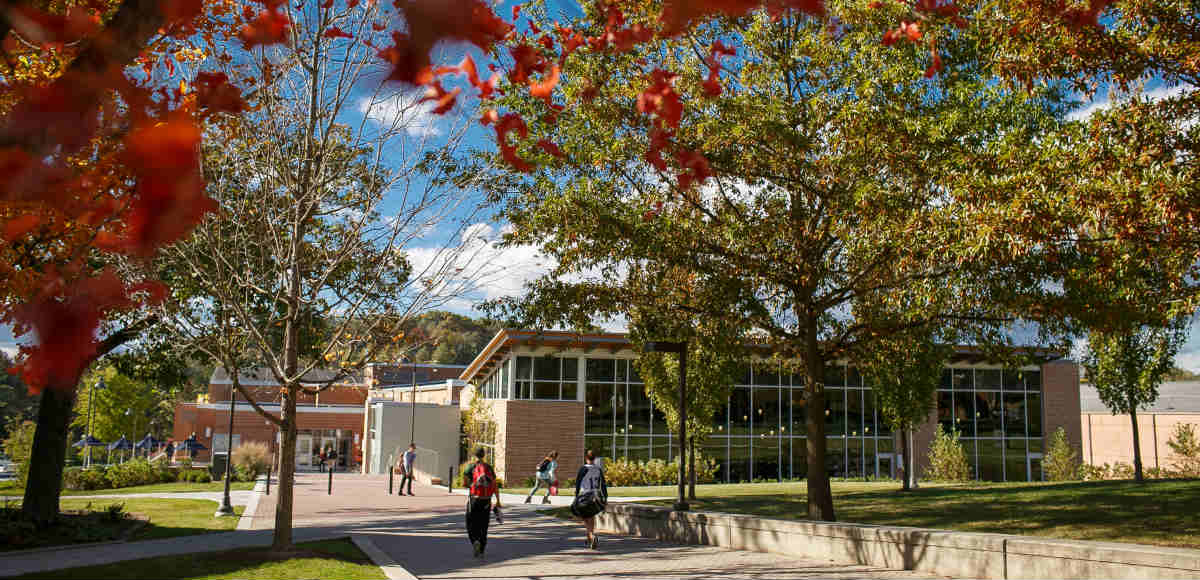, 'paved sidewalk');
2,473,945,579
